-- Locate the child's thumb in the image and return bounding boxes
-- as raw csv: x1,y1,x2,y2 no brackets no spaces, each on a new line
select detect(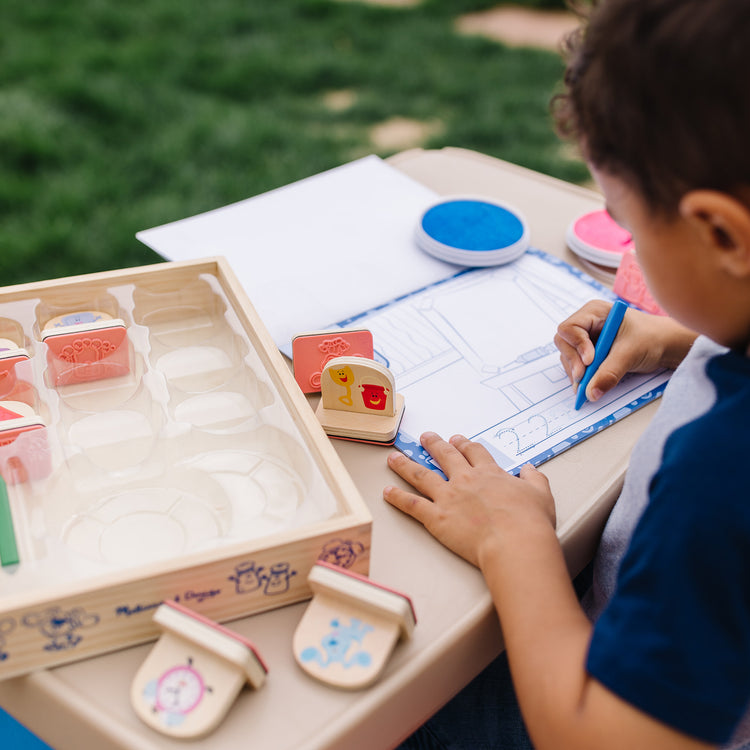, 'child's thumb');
588,364,624,401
